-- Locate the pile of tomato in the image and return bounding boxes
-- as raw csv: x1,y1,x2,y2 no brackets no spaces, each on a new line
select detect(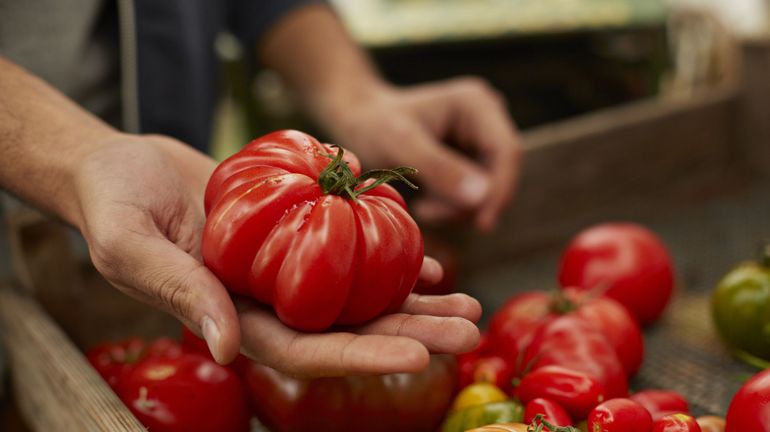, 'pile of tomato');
451,223,770,432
